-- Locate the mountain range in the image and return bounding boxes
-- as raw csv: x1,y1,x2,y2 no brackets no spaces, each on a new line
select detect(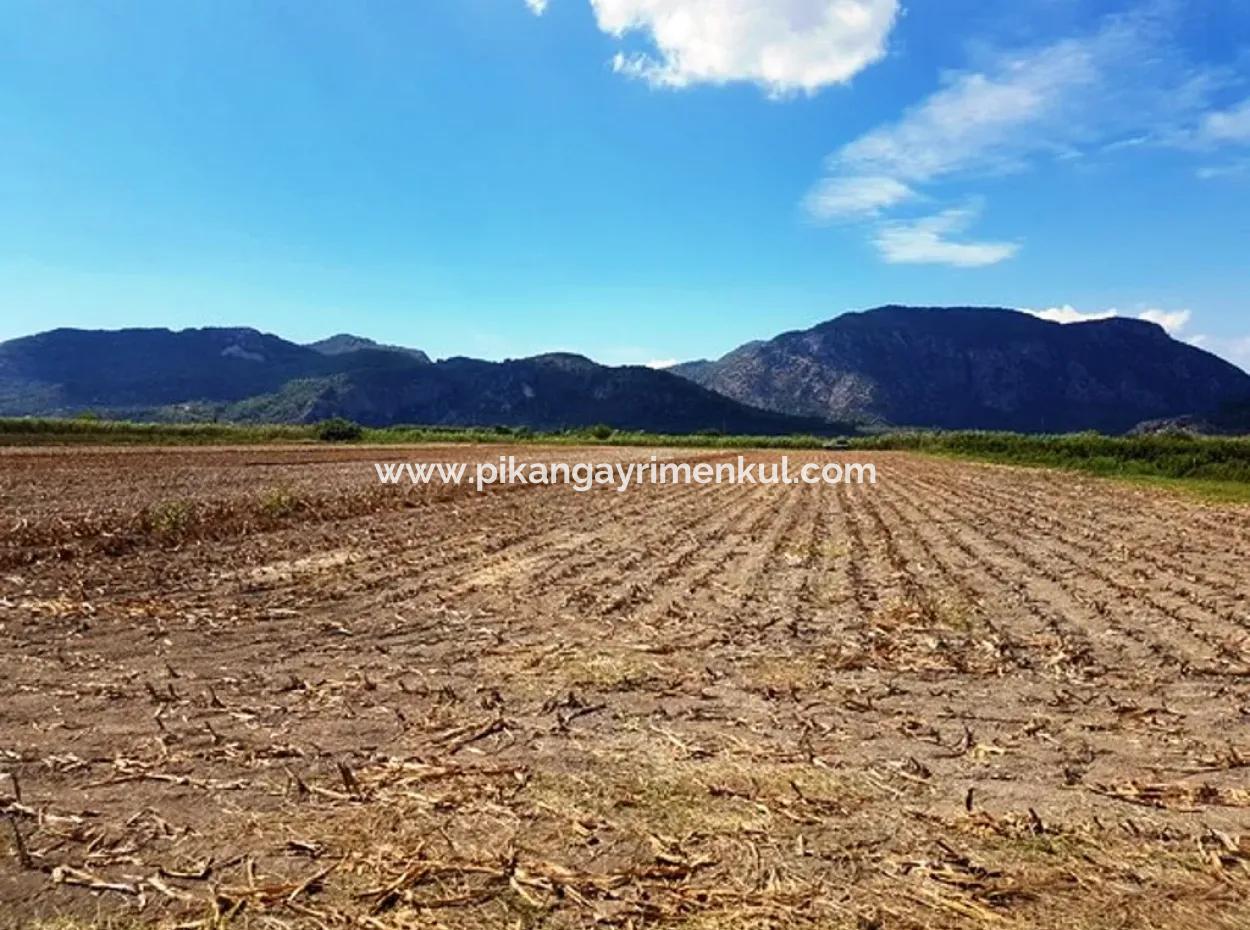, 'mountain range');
0,326,834,435
1,306,1247,434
